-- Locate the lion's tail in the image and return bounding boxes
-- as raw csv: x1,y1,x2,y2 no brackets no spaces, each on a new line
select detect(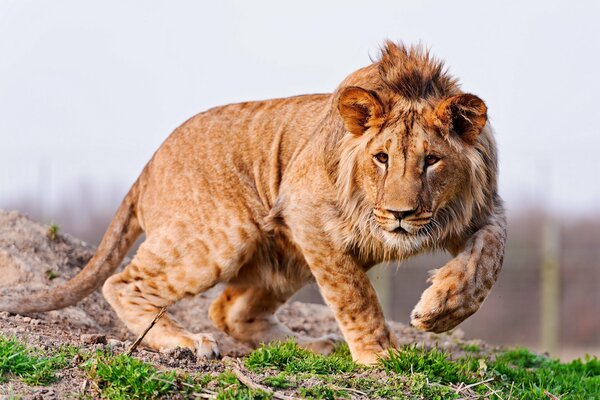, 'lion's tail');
0,180,143,314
